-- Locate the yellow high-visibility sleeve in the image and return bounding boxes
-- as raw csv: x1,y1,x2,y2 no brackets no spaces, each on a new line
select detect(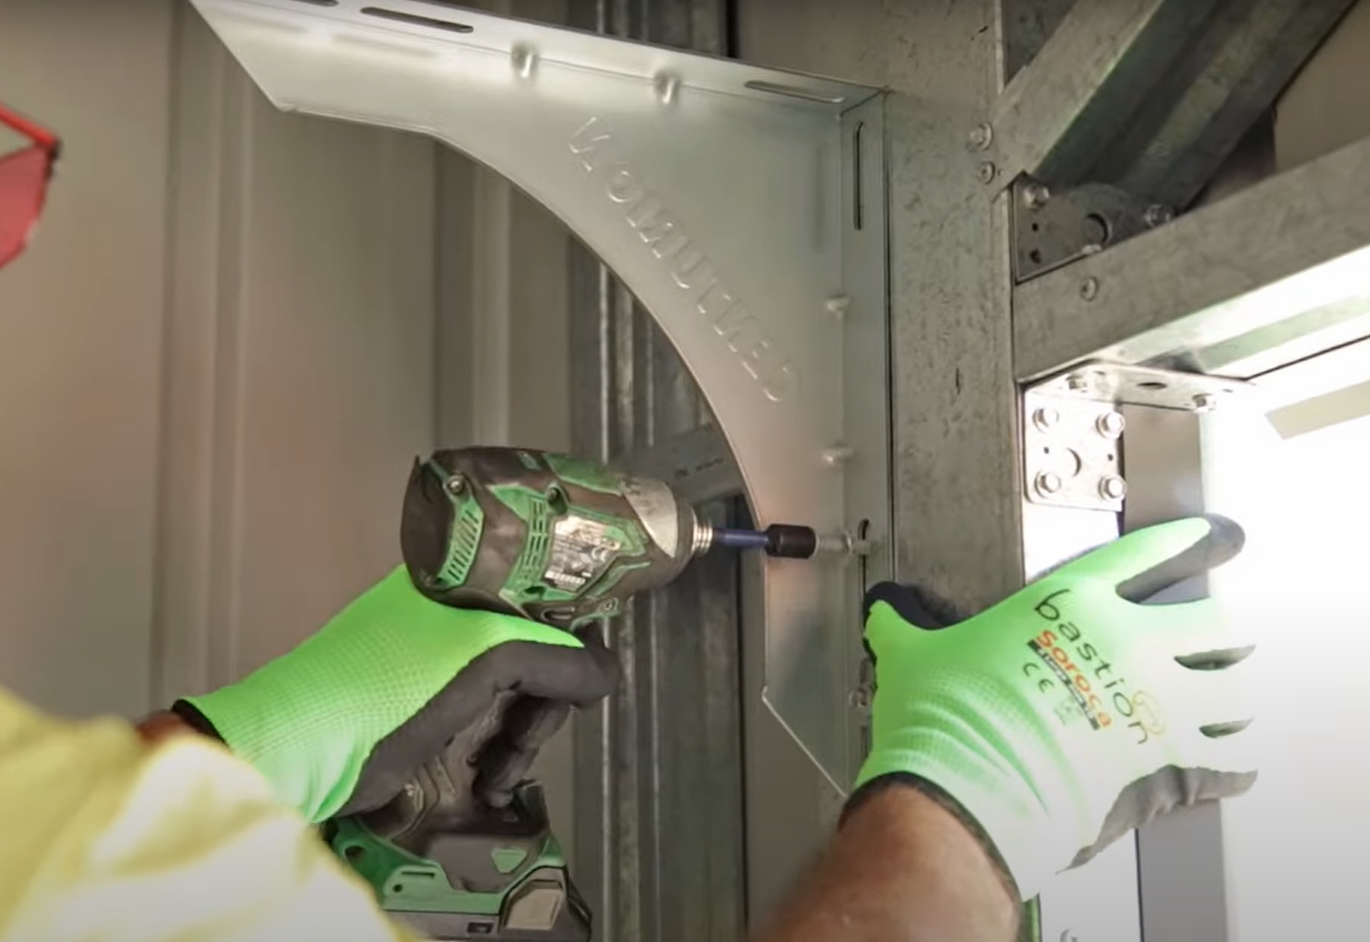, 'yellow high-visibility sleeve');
0,687,422,942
